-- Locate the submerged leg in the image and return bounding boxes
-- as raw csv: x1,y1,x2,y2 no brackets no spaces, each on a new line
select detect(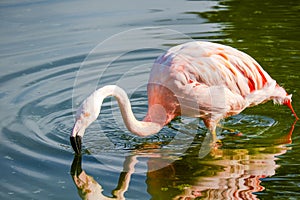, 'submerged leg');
207,125,223,158
211,126,218,143
204,119,220,143
210,126,222,146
